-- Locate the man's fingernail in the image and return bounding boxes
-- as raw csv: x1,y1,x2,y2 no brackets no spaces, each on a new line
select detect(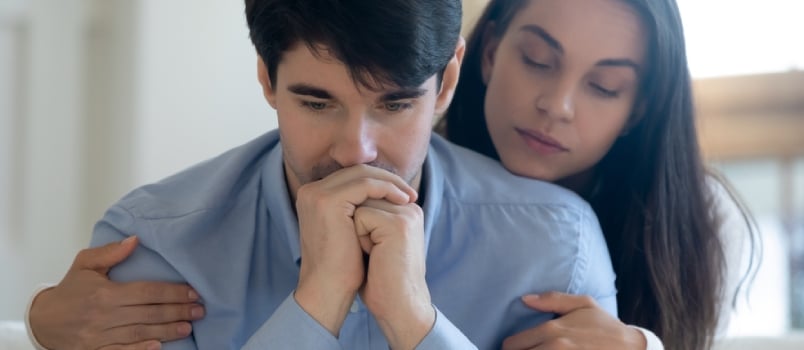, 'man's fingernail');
188,289,199,300
121,236,136,244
